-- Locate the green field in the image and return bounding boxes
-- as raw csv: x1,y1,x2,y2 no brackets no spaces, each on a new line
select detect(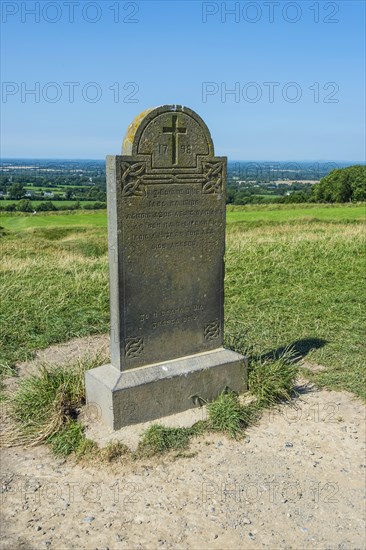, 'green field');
23,187,62,192
0,210,107,230
1,203,364,231
23,185,92,190
250,194,283,201
227,203,366,223
0,199,98,208
1,204,365,399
